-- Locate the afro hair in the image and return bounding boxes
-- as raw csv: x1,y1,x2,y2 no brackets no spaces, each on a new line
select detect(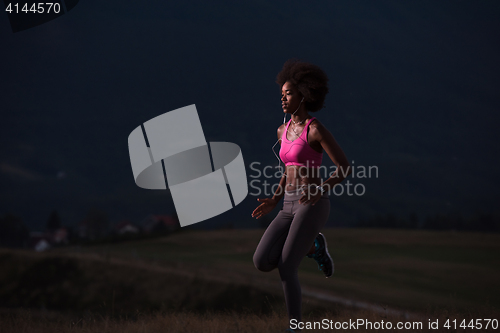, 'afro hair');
276,59,329,112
